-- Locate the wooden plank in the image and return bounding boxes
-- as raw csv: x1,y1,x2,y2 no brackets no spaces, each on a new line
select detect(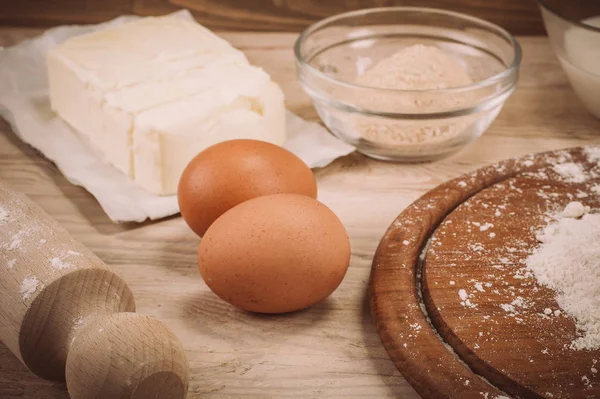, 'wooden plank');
0,0,134,27
0,0,545,35
1,28,600,398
